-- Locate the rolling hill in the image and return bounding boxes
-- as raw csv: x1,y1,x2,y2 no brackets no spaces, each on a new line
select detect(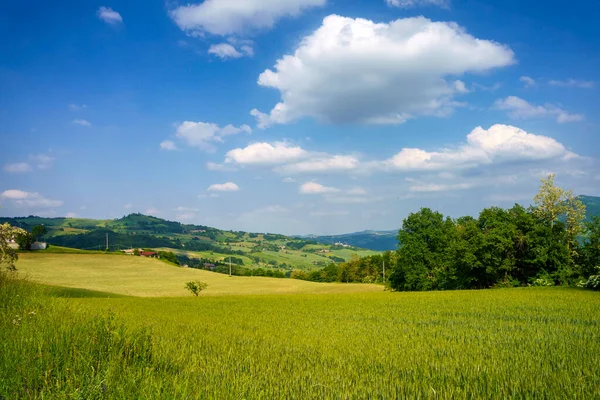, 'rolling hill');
0,214,378,271
304,230,398,251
